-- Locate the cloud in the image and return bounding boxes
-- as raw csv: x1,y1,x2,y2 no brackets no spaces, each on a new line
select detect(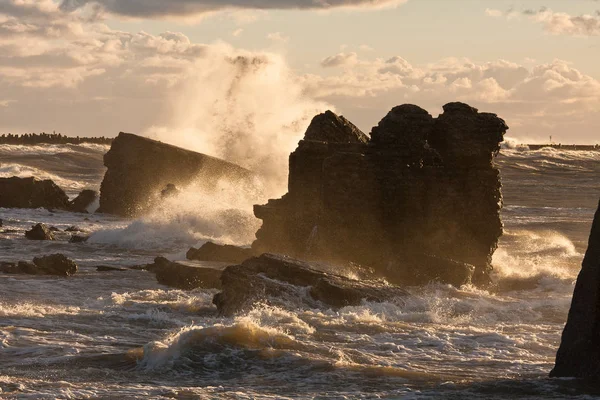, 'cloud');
487,6,600,36
232,28,243,37
58,0,408,19
266,32,289,43
321,52,358,68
